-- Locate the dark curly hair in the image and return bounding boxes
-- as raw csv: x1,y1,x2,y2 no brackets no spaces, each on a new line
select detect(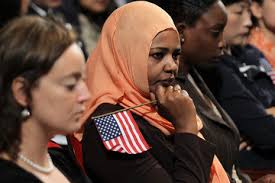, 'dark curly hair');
148,0,218,27
0,16,76,160
221,0,252,6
